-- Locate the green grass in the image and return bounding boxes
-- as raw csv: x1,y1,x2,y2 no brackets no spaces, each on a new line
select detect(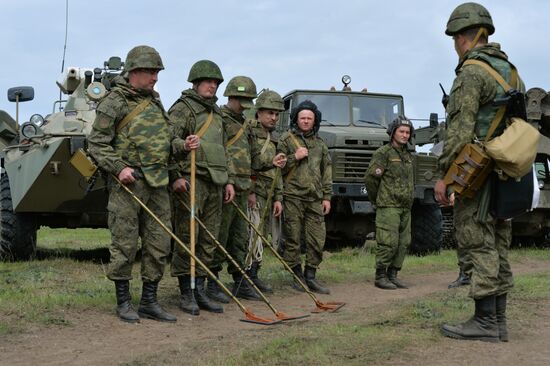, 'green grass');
37,227,110,250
